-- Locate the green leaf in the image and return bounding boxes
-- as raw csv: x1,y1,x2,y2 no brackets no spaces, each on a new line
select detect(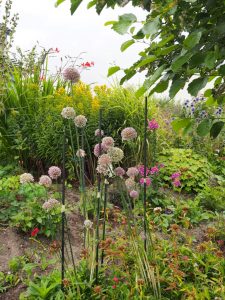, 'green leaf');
210,121,224,138
87,0,96,9
150,79,169,94
70,0,82,14
120,40,135,52
55,0,66,6
196,119,211,137
155,44,179,56
218,64,225,76
171,118,191,132
204,51,216,69
37,217,42,224
136,55,157,68
171,52,193,72
187,77,208,96
104,21,116,26
183,31,202,49
205,96,216,106
169,78,186,98
142,16,160,35
112,14,137,35
107,66,120,77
